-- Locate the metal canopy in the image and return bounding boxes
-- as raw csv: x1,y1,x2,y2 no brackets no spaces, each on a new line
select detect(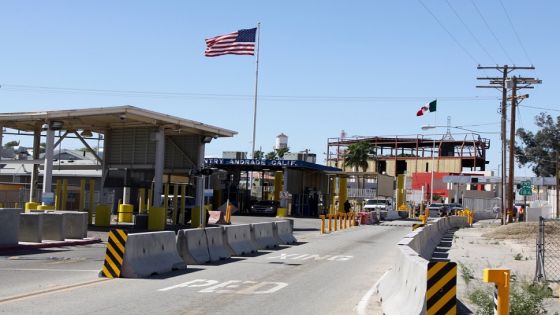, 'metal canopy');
0,105,237,137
